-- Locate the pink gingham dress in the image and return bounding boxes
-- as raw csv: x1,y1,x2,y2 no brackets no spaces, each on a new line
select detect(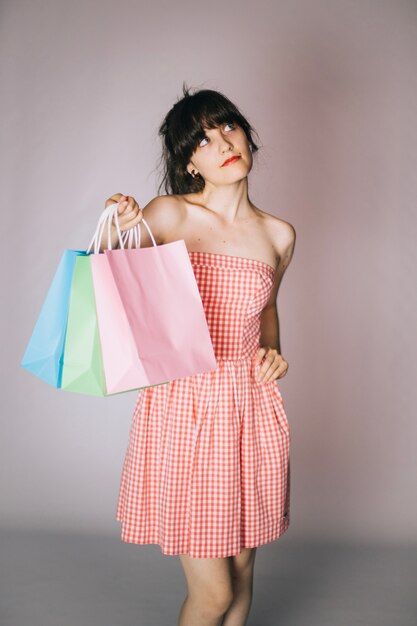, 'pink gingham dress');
116,251,291,558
